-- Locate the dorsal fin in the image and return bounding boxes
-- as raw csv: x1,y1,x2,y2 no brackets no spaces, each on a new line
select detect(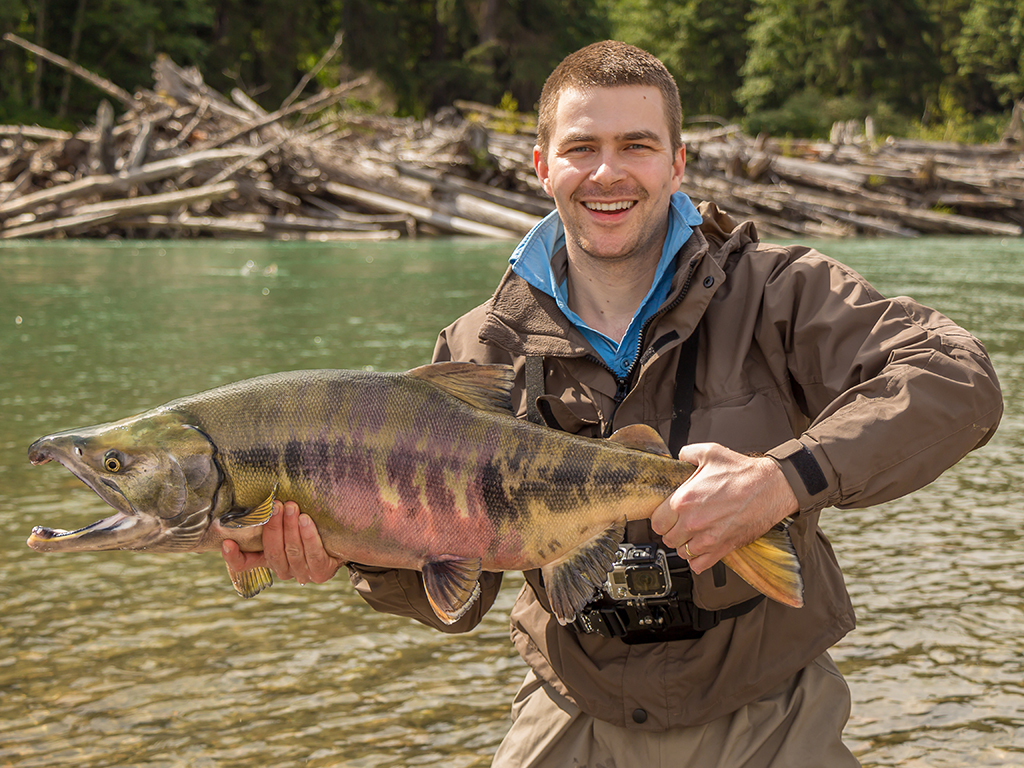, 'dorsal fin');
607,424,672,457
406,362,515,415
